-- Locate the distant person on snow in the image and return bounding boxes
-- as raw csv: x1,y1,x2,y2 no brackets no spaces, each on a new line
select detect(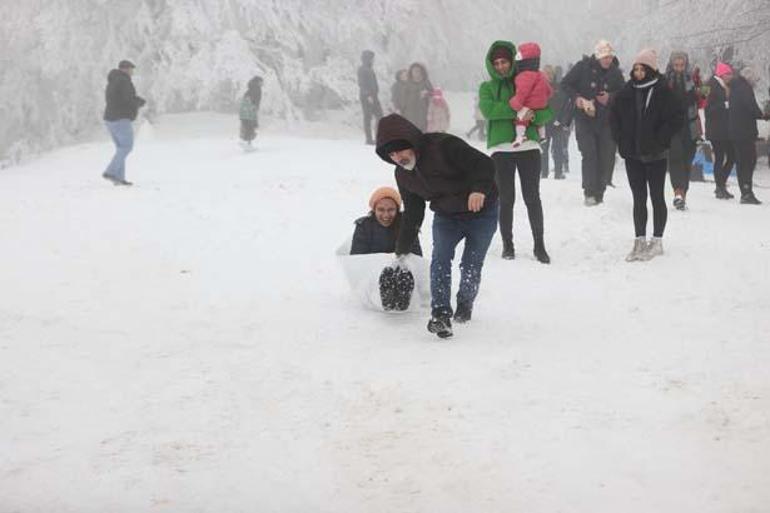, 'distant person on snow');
350,187,423,312
705,62,736,199
390,69,409,114
102,60,145,186
375,114,499,339
358,50,383,145
509,42,553,147
426,88,451,133
665,51,704,211
728,66,767,204
401,63,433,132
239,76,262,150
609,49,684,262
